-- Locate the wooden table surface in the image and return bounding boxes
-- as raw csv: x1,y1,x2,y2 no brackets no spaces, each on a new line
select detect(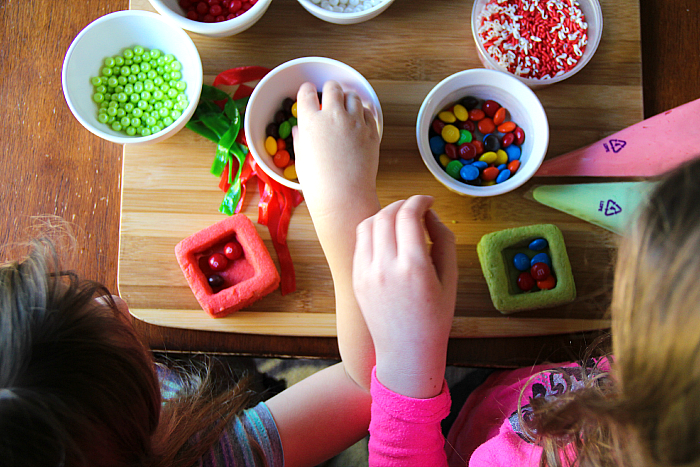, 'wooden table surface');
2,0,700,366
